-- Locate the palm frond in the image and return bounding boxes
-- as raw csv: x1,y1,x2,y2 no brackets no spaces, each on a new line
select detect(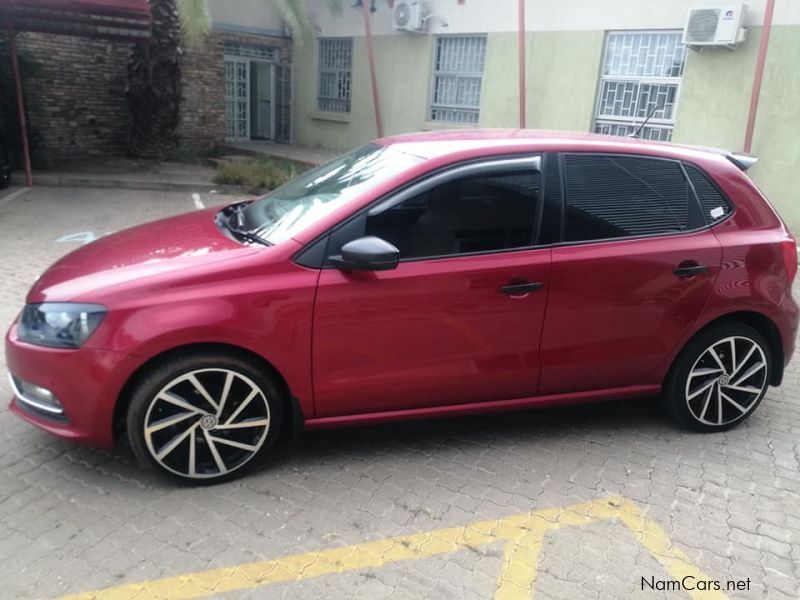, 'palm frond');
178,0,211,49
272,0,313,43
